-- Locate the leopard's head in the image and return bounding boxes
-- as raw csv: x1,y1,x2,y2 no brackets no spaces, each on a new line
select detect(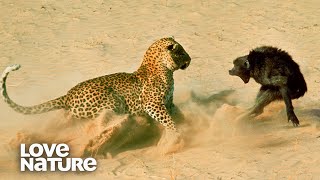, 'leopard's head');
142,37,191,71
